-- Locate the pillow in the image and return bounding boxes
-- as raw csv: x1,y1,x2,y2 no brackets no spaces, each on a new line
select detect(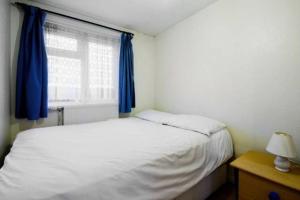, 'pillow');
165,114,226,136
135,109,174,124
